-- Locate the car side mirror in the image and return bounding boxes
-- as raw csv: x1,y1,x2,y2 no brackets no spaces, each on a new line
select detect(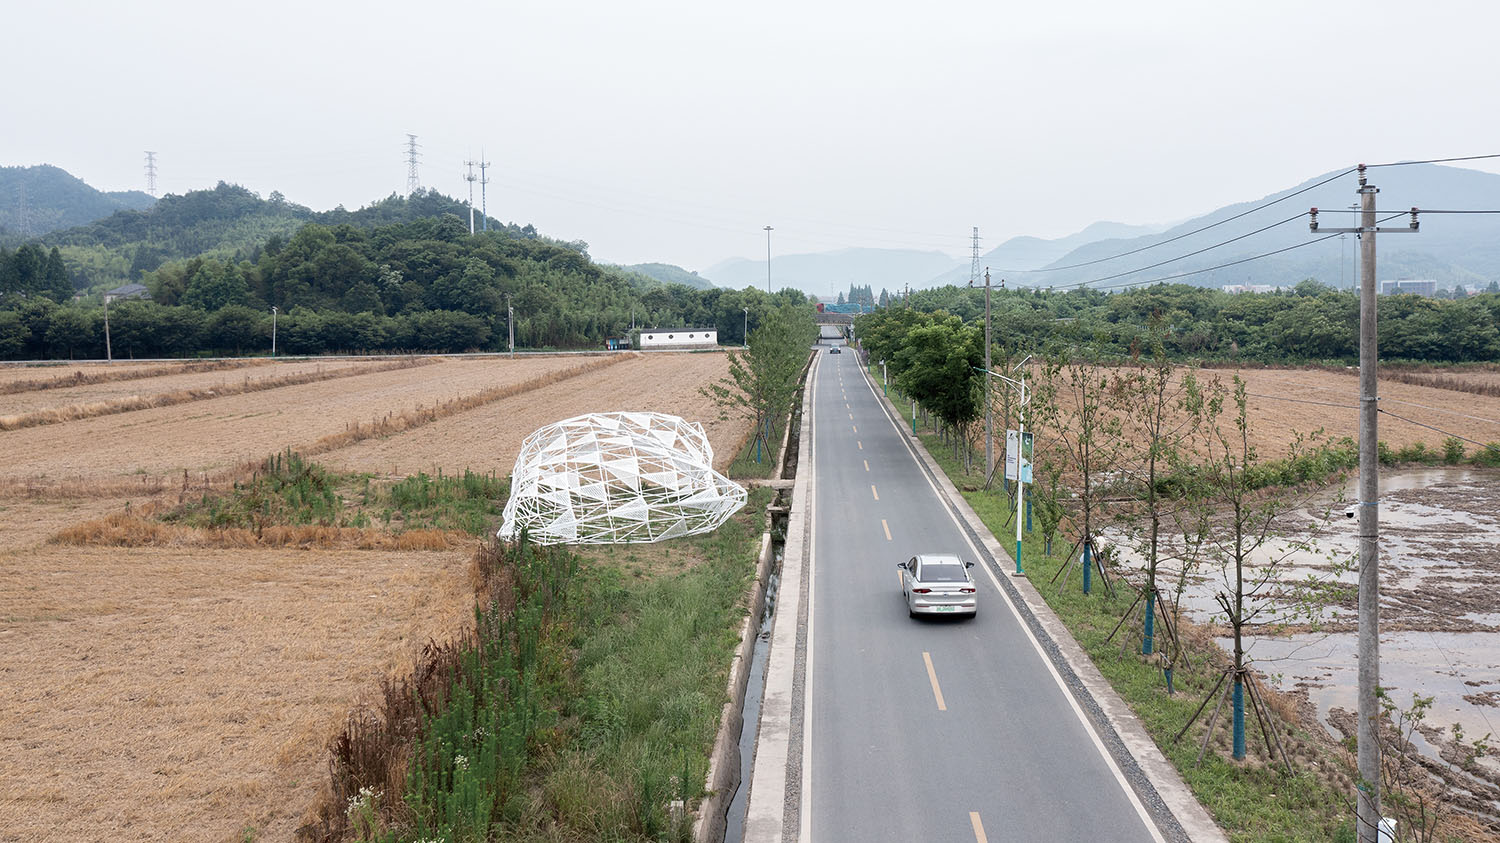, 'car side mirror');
964,561,975,568
896,562,907,569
